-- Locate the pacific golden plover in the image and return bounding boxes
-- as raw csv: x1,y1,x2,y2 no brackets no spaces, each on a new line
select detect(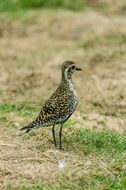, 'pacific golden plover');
20,60,82,149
